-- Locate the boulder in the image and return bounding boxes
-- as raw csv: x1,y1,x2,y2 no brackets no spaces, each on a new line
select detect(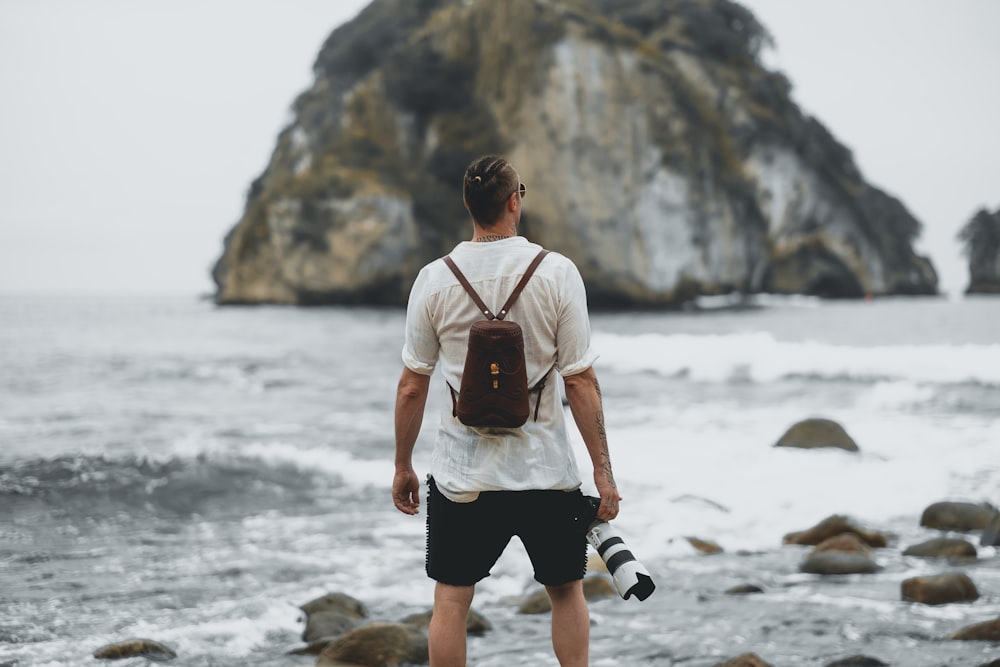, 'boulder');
902,537,977,560
303,611,361,643
774,418,859,452
713,653,773,667
901,573,979,605
582,576,617,600
93,639,177,661
518,589,553,615
812,533,872,555
981,510,1000,546
519,576,615,613
300,592,370,642
800,533,878,574
288,638,338,656
400,608,492,636
316,623,428,667
587,554,609,574
686,536,724,554
822,657,888,667
784,515,889,548
947,616,1000,641
919,501,997,532
801,551,878,575
725,584,764,596
300,592,369,619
